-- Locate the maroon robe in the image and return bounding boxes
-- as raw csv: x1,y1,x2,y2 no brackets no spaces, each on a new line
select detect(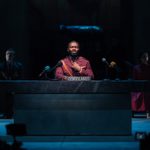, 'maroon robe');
132,64,150,112
55,56,94,80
